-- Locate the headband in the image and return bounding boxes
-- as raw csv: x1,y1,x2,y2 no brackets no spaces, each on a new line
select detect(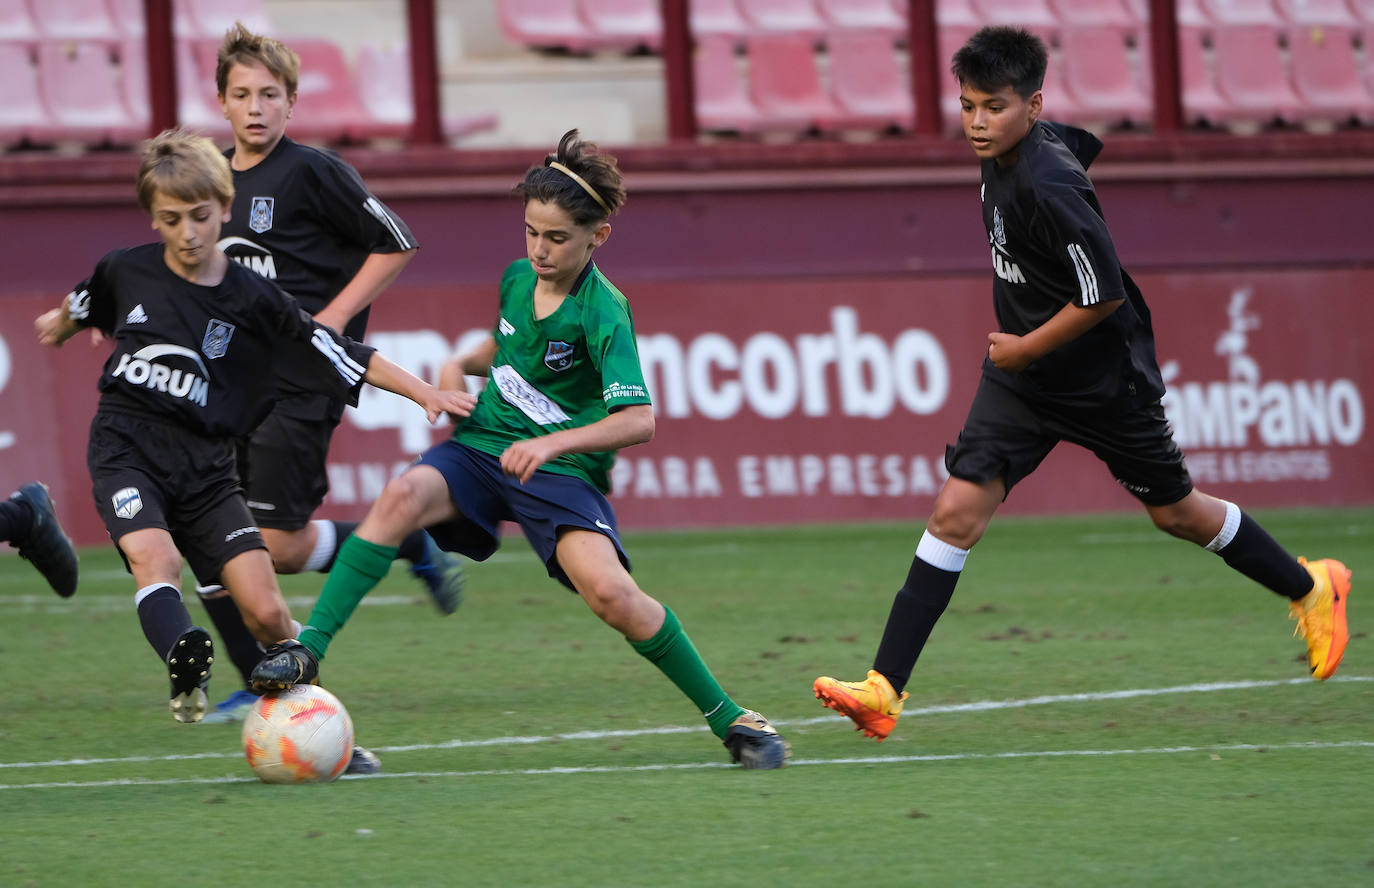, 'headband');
548,161,611,214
